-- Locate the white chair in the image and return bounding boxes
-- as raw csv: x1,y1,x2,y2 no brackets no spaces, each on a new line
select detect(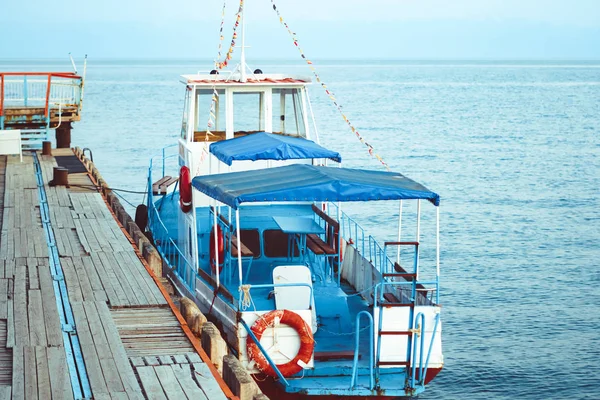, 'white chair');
0,130,23,162
272,265,317,332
